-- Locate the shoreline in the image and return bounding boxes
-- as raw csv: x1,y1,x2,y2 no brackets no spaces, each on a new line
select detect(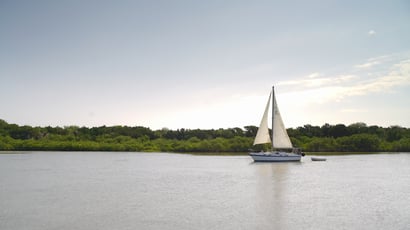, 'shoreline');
1,150,407,155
